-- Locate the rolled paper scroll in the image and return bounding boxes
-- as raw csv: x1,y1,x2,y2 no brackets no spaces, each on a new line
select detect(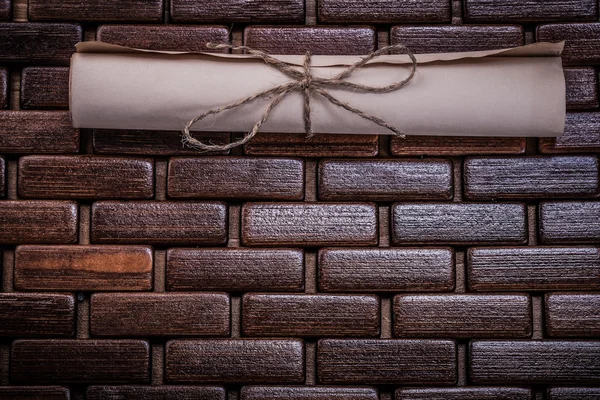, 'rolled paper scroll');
70,41,566,142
